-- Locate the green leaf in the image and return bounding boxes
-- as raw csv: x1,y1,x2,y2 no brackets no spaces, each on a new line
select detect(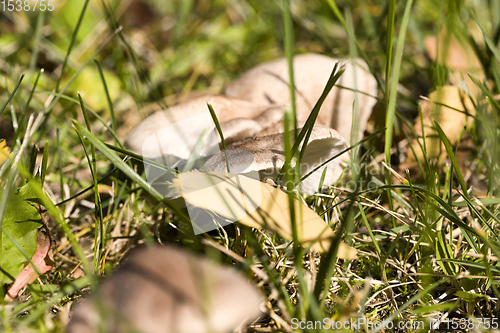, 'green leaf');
0,182,43,284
